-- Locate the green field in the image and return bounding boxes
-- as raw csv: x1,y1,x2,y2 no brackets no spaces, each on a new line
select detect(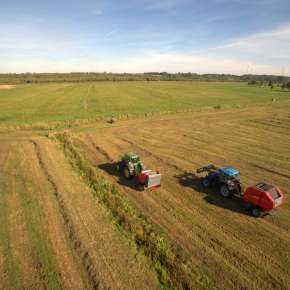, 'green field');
1,81,289,126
